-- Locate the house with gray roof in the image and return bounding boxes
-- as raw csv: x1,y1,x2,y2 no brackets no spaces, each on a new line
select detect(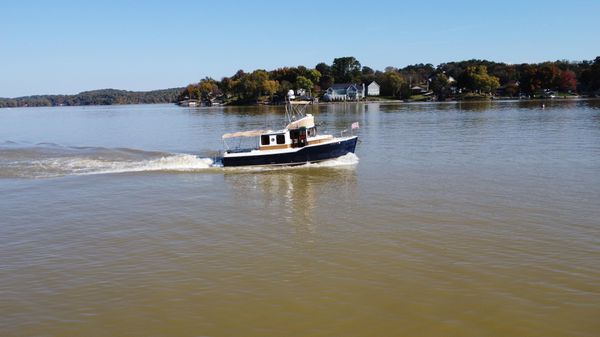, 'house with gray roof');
323,83,365,101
